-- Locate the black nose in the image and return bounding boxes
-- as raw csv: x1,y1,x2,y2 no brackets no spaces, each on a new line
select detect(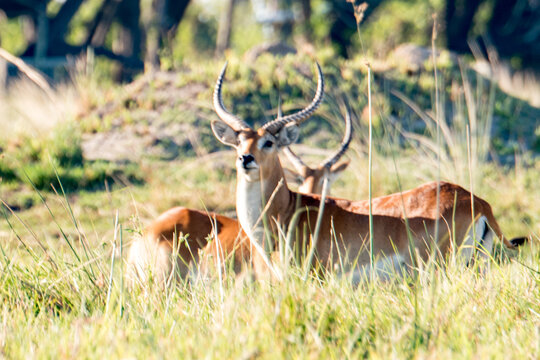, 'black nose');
239,154,255,169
